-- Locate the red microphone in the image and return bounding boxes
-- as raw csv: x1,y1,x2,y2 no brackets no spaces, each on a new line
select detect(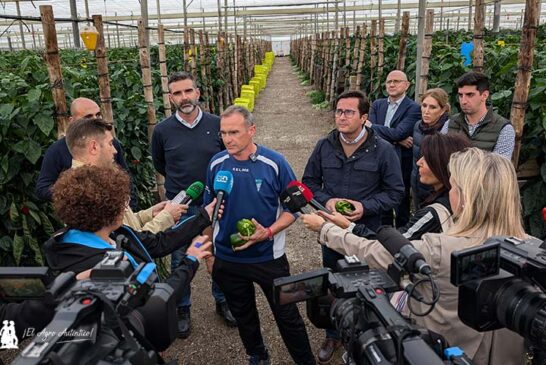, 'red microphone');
287,181,332,214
